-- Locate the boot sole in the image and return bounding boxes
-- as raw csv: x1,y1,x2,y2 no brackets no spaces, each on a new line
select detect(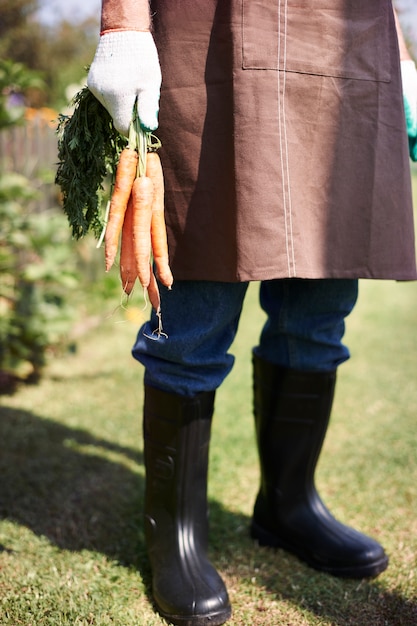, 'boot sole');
250,520,389,579
157,605,232,626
